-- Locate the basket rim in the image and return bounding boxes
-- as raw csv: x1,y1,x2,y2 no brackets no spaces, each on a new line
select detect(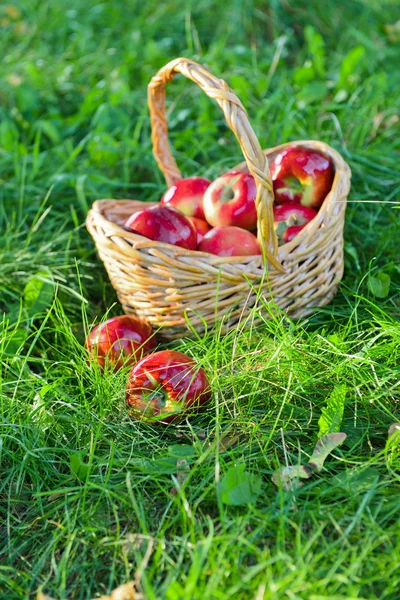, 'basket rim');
88,139,351,268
